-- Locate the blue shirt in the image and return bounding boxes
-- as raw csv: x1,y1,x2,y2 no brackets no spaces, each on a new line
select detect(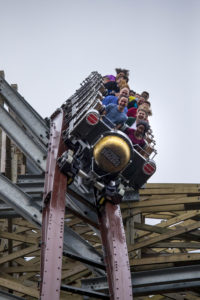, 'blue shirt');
102,95,118,106
102,95,128,113
105,104,128,125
